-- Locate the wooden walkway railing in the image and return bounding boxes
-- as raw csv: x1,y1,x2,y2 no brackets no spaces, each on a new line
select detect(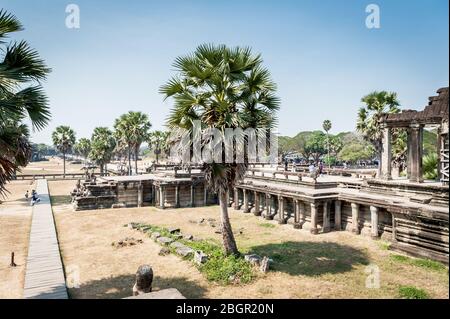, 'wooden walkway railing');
23,180,68,299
